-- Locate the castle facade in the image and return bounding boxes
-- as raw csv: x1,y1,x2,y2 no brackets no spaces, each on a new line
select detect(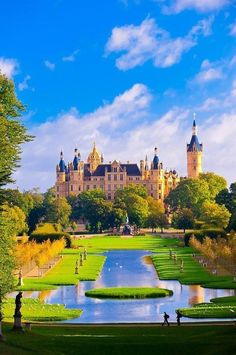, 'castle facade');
55,119,202,200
